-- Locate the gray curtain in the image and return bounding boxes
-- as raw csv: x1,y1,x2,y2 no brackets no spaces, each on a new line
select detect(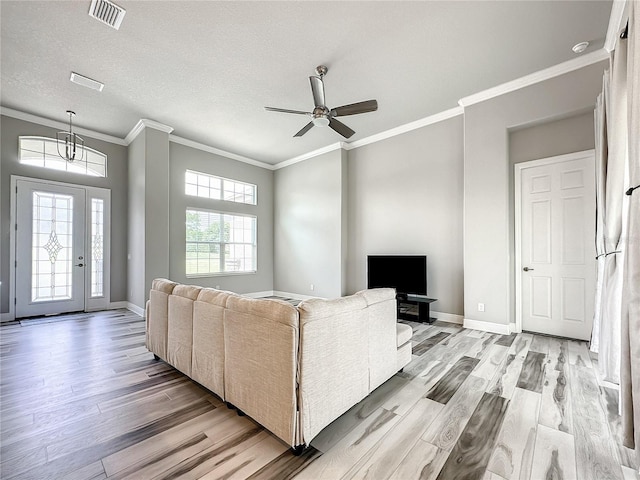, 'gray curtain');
592,74,608,356
594,29,629,385
621,0,640,463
